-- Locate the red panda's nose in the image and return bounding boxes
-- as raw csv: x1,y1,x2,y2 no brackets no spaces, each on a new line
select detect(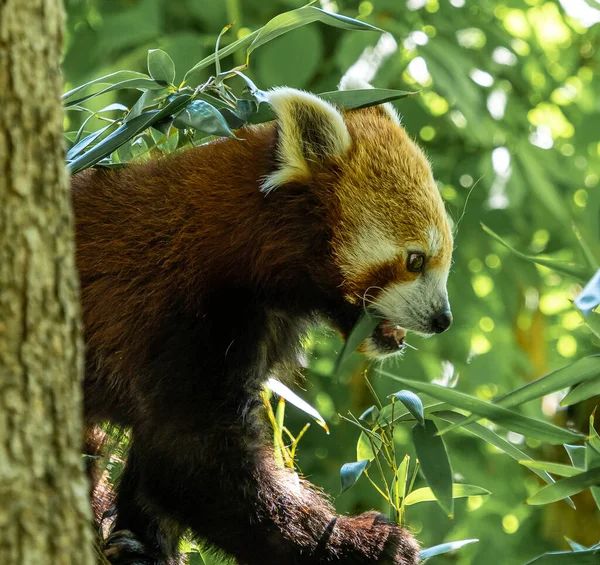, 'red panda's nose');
431,311,453,334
